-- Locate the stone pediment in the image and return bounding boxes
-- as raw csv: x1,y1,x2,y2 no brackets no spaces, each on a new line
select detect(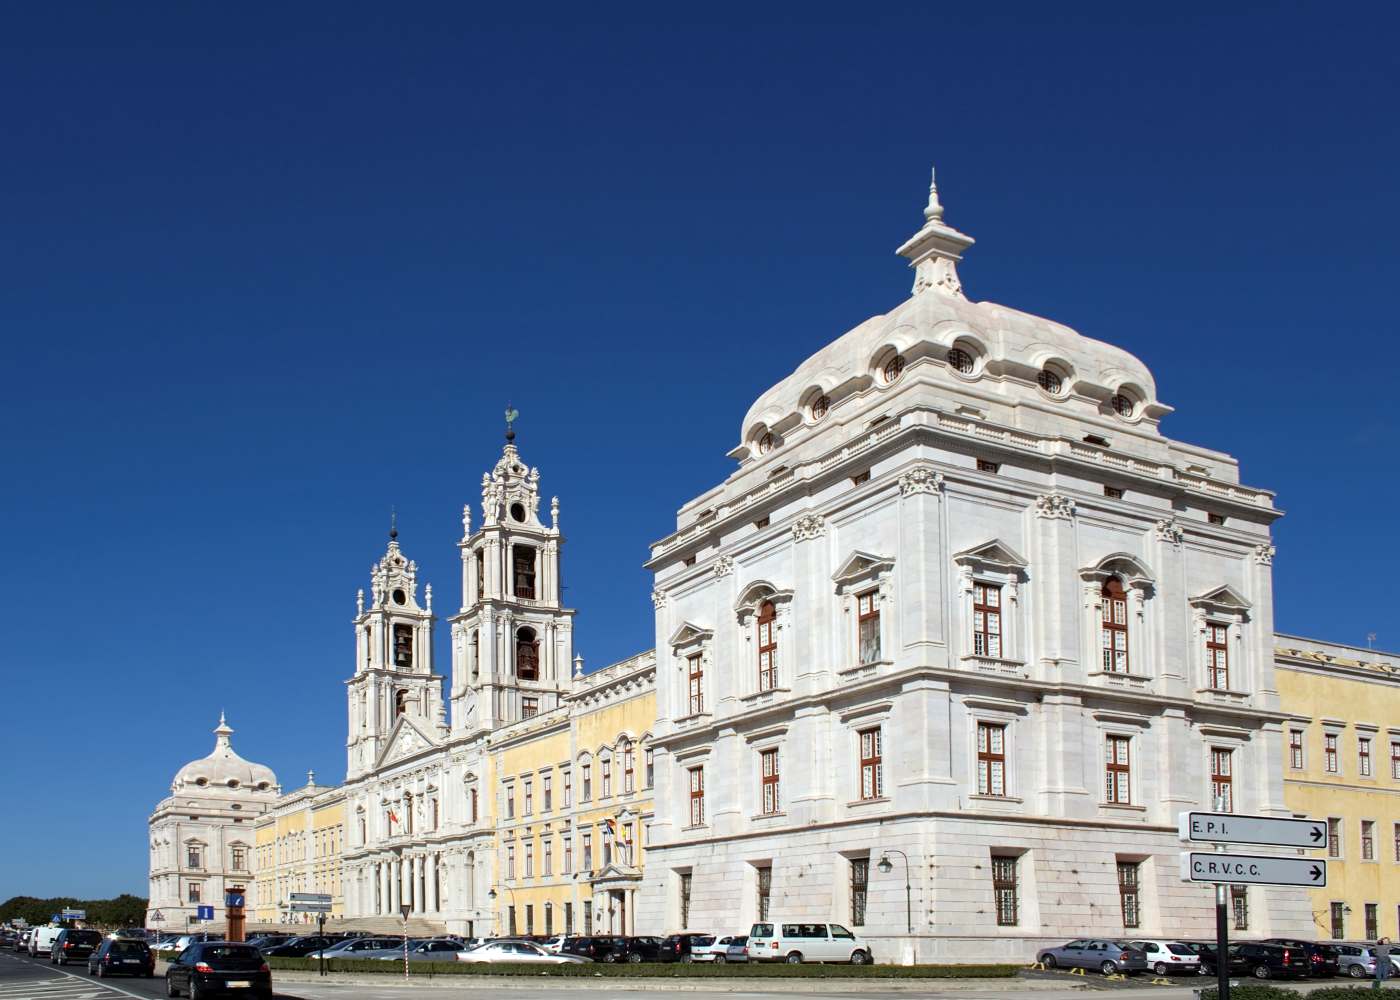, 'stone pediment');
832,550,895,586
374,713,441,770
1189,584,1252,612
590,861,642,885
952,538,1028,571
668,621,714,647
